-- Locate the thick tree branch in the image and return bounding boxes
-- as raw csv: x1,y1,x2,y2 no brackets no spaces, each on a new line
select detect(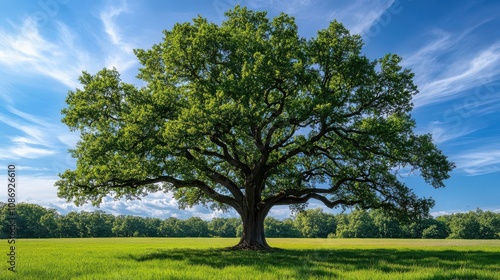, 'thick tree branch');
329,126,405,163
183,149,245,201
268,123,333,171
208,135,252,176
275,193,362,208
203,167,245,201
